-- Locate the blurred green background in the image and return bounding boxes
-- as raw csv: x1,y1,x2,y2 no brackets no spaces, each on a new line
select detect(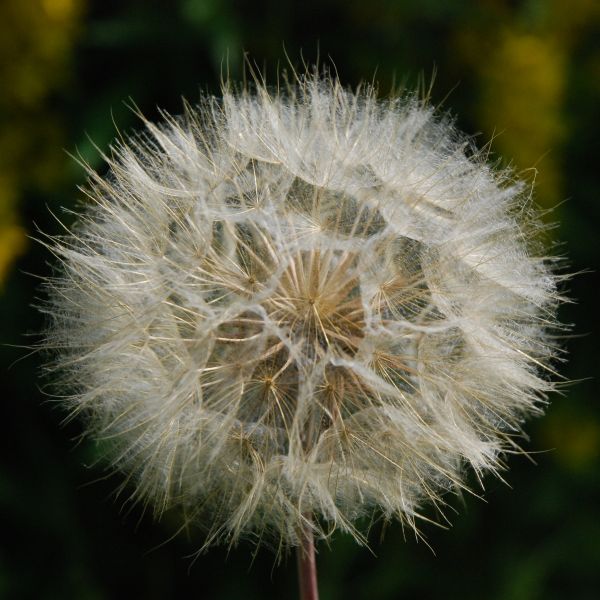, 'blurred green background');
1,0,599,598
